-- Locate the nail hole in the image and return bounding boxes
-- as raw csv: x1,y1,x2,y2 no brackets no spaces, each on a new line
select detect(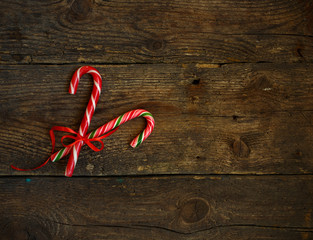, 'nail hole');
295,150,303,159
232,115,238,121
192,79,200,85
296,47,304,58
